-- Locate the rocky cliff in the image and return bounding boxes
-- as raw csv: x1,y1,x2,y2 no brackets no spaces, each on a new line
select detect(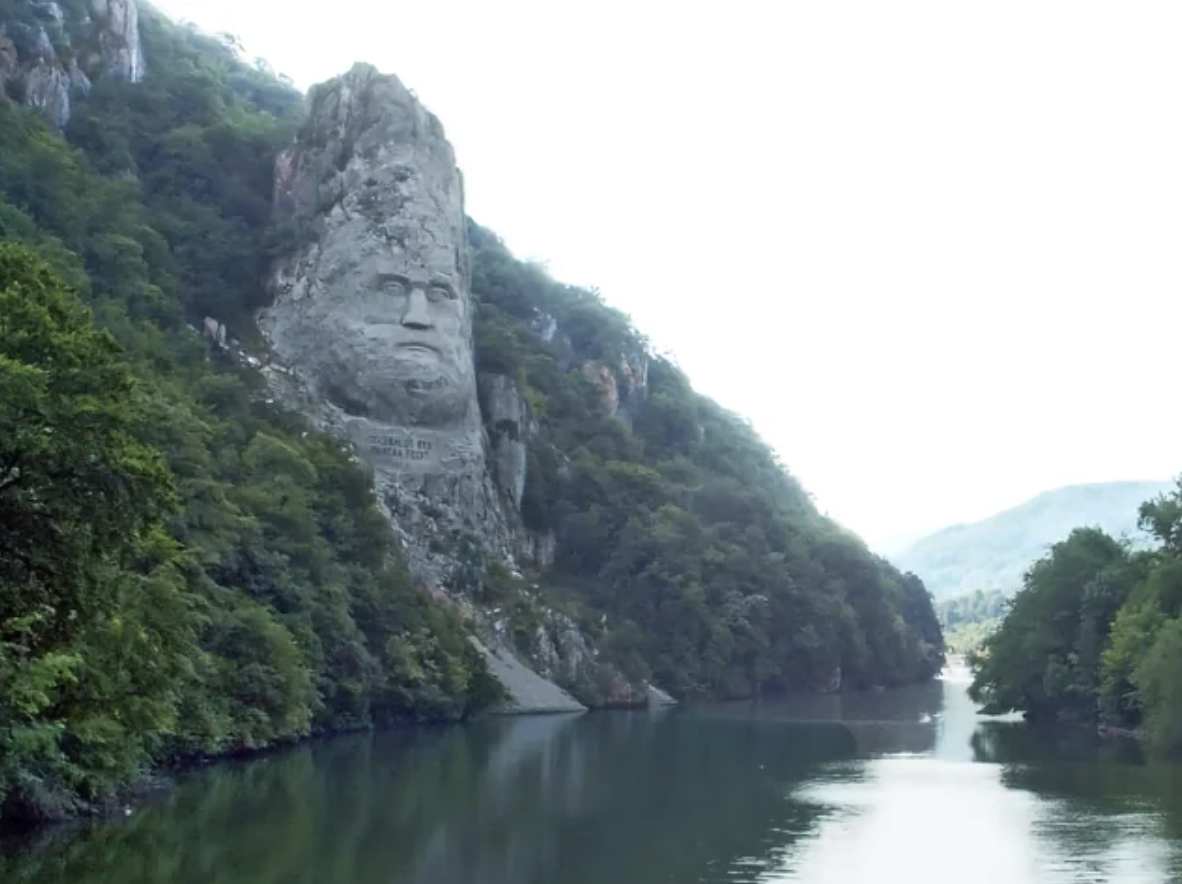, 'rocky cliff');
260,63,515,586
0,1,944,720
0,0,142,128
259,64,653,713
